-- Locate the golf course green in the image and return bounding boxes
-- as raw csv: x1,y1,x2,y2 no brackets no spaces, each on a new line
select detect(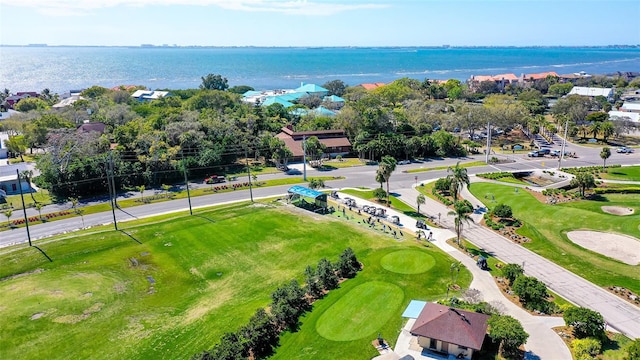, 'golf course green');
0,201,470,360
469,183,640,294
